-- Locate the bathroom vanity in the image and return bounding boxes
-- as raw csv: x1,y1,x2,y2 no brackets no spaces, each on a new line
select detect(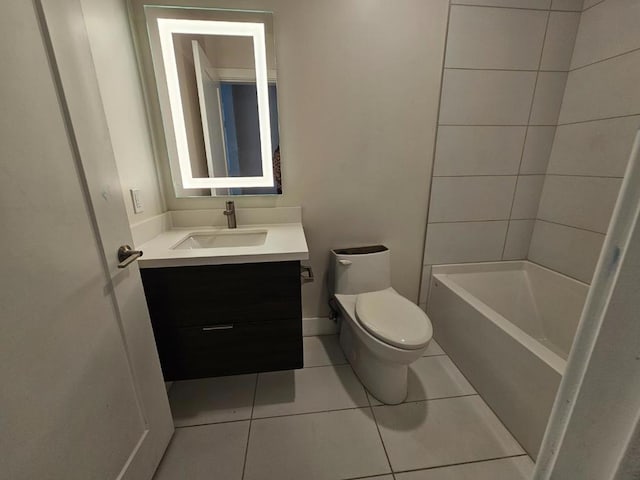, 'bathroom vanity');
137,220,309,380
